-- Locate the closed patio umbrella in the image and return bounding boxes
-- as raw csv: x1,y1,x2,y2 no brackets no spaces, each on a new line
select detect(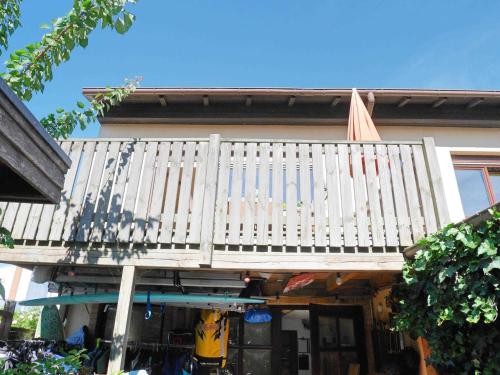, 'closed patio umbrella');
347,88,381,141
